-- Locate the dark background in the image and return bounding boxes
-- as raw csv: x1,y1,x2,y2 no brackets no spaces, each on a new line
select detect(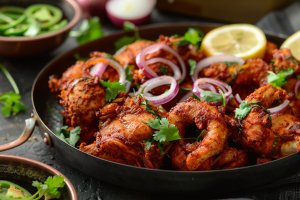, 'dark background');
1,3,300,200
